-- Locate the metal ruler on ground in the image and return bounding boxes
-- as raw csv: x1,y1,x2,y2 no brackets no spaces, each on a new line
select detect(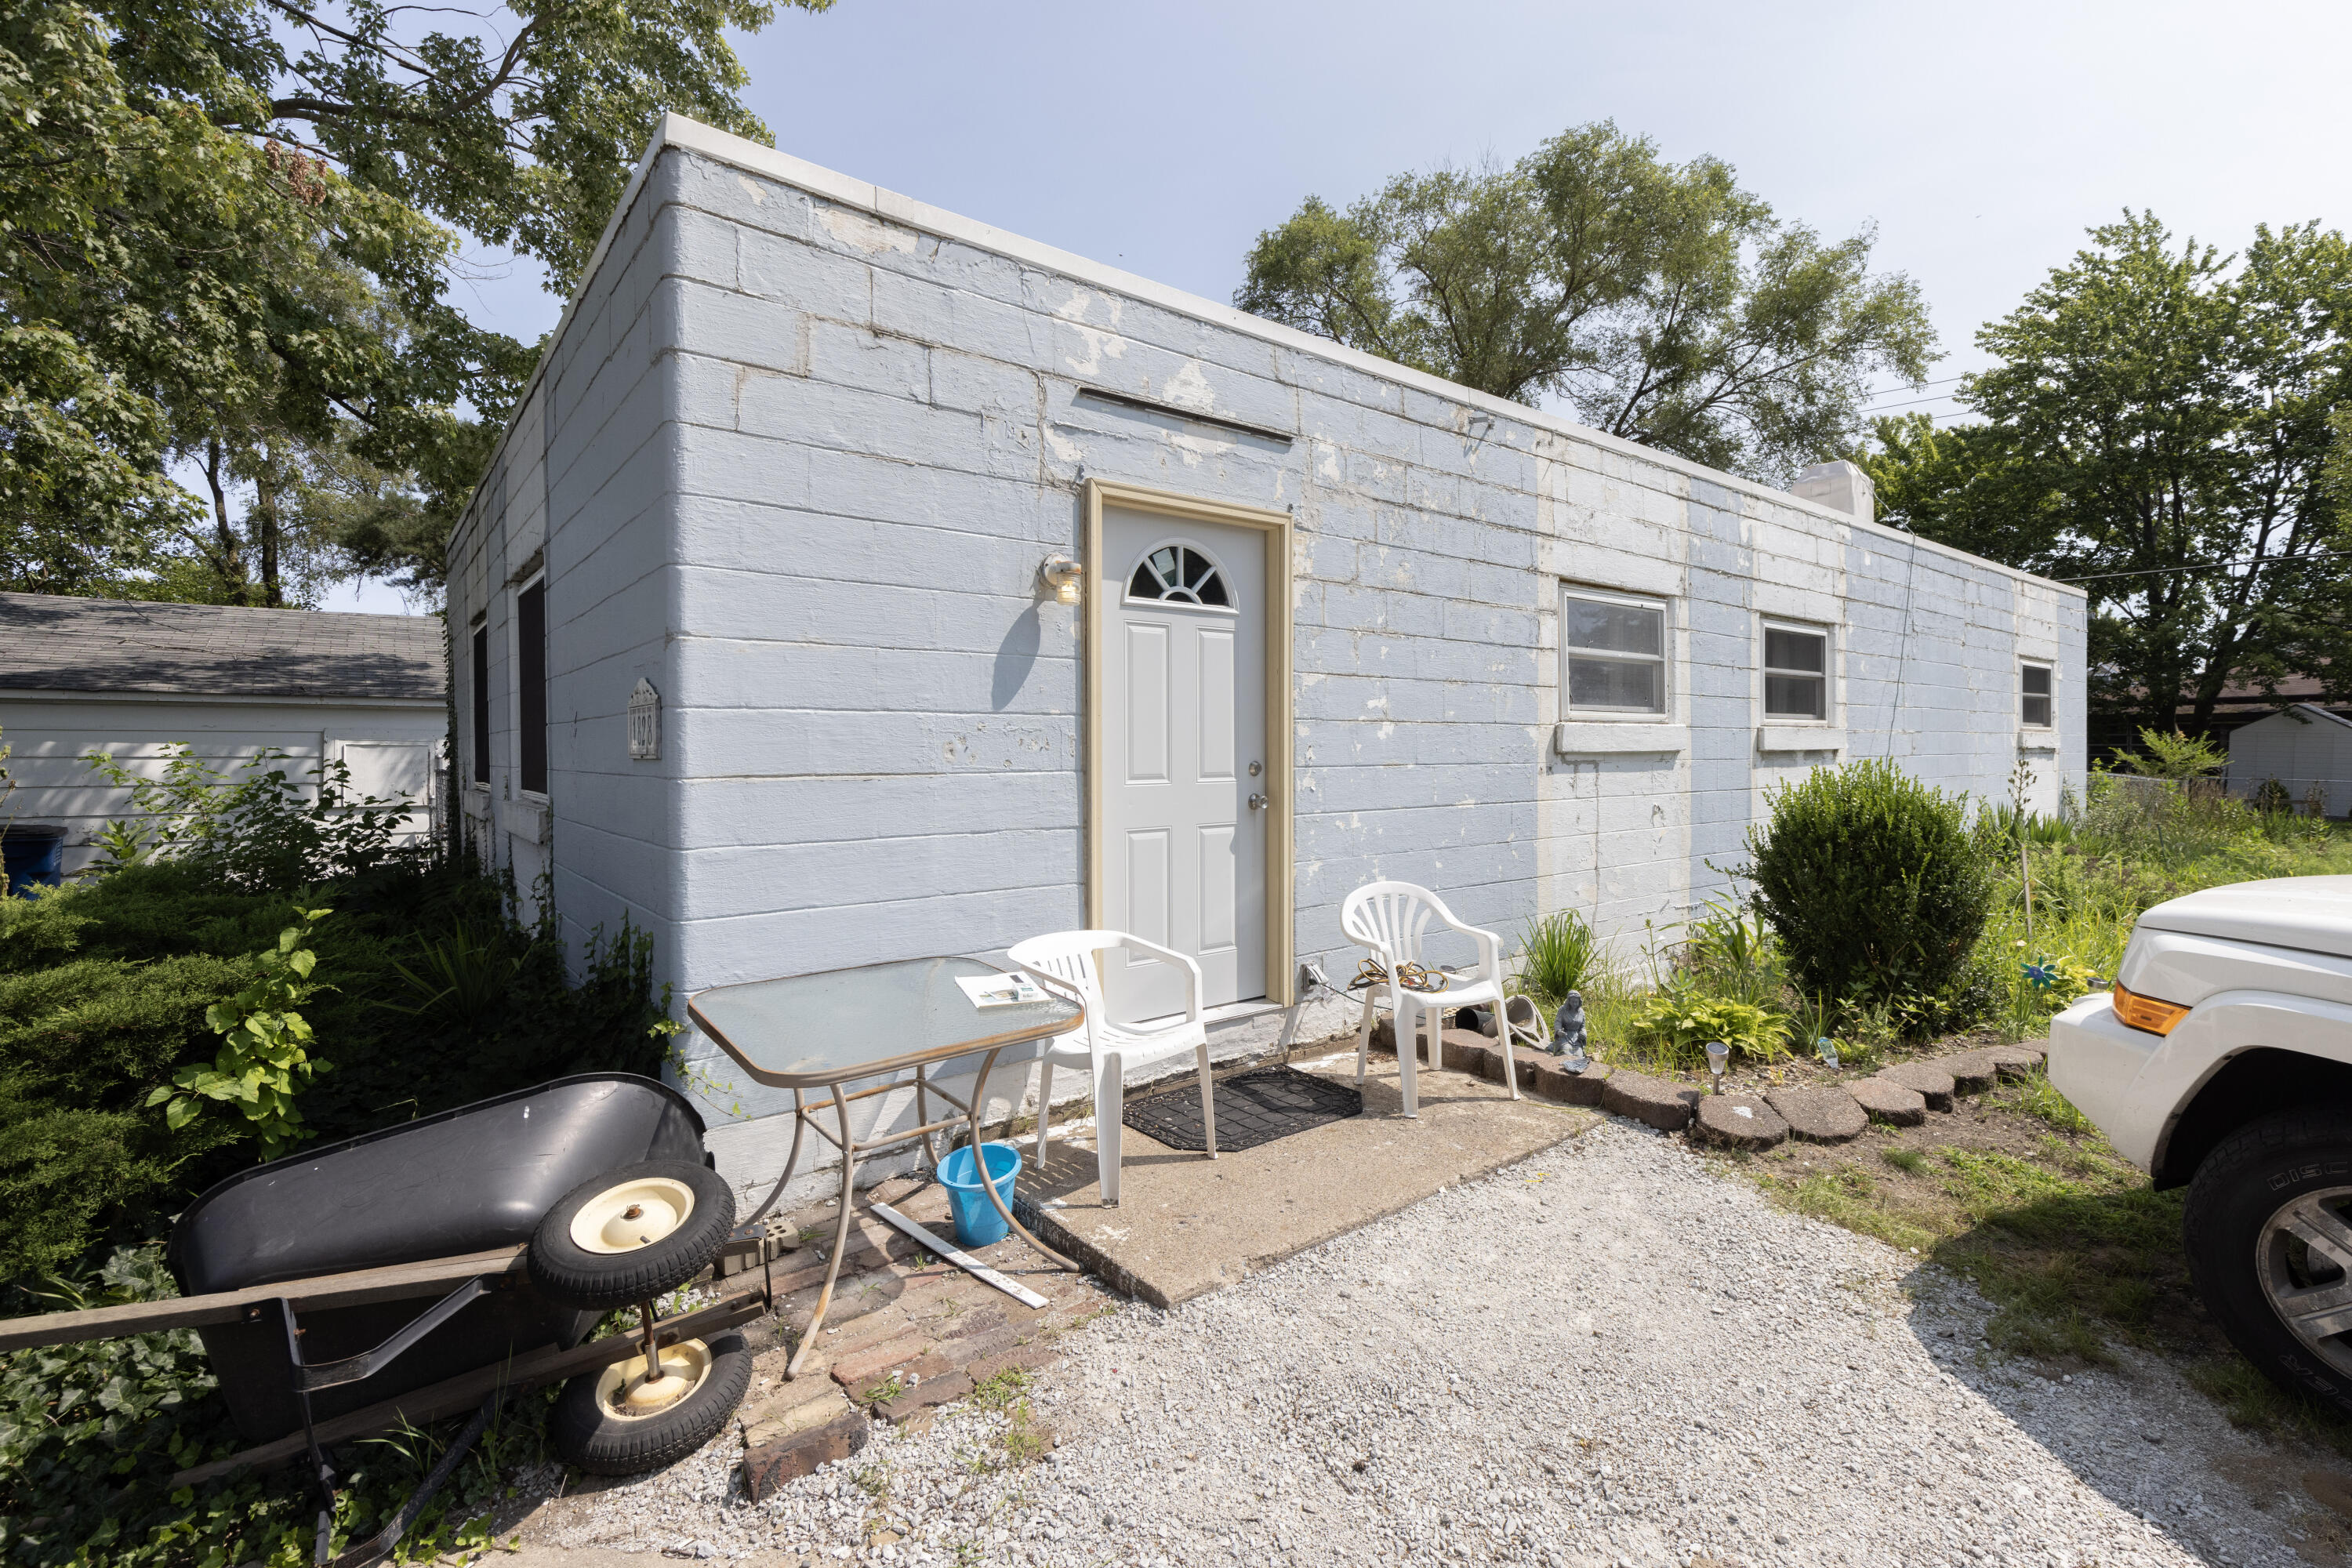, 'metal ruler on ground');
868,1200,1051,1308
